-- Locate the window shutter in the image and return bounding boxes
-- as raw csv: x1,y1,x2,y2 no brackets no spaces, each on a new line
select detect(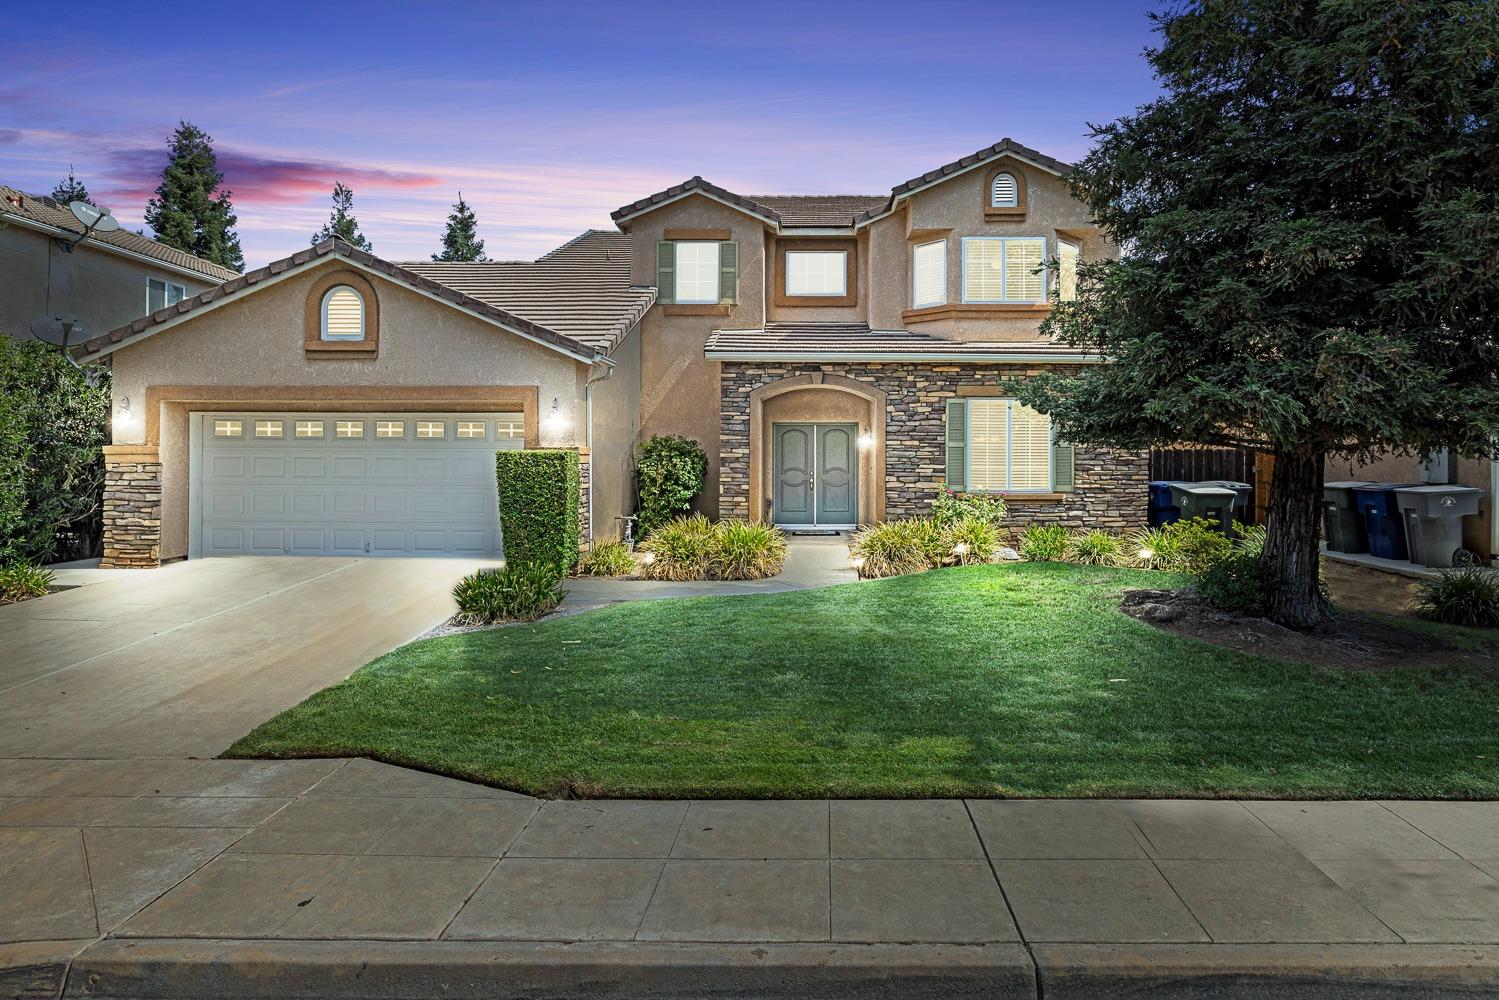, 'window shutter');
1052,438,1075,492
718,241,738,304
944,398,967,490
656,241,675,304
